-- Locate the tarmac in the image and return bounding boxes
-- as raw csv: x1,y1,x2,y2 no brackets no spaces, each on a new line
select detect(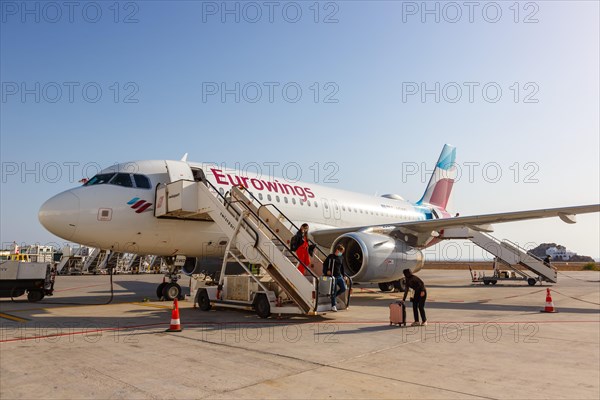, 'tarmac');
1,270,599,399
